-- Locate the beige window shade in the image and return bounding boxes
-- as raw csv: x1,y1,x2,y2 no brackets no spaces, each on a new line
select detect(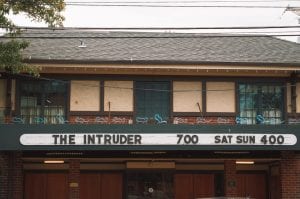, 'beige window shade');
206,82,235,113
173,81,202,112
70,80,100,111
104,81,133,112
